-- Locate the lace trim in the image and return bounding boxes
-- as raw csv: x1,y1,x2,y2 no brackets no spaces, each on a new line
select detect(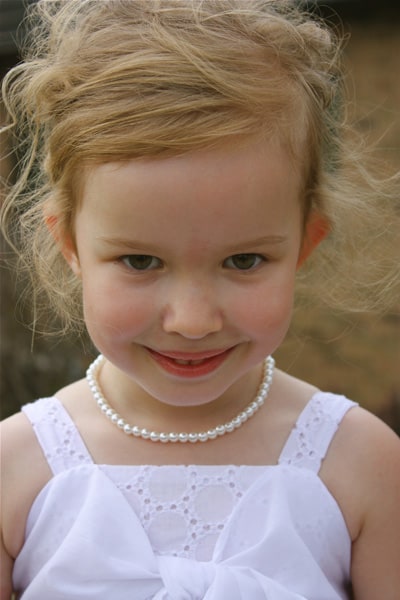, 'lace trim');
279,394,355,472
23,398,92,473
